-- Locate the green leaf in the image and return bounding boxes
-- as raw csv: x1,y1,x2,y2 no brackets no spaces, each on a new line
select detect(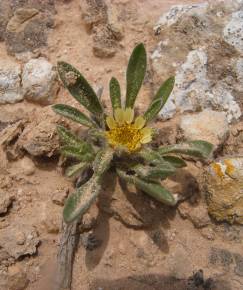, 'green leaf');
61,145,94,162
109,77,121,111
53,104,96,127
133,163,176,180
163,156,187,168
139,148,164,165
57,61,103,115
125,43,147,108
116,169,176,206
63,175,101,223
56,125,83,146
63,147,114,223
65,162,90,177
159,140,214,159
144,76,175,122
